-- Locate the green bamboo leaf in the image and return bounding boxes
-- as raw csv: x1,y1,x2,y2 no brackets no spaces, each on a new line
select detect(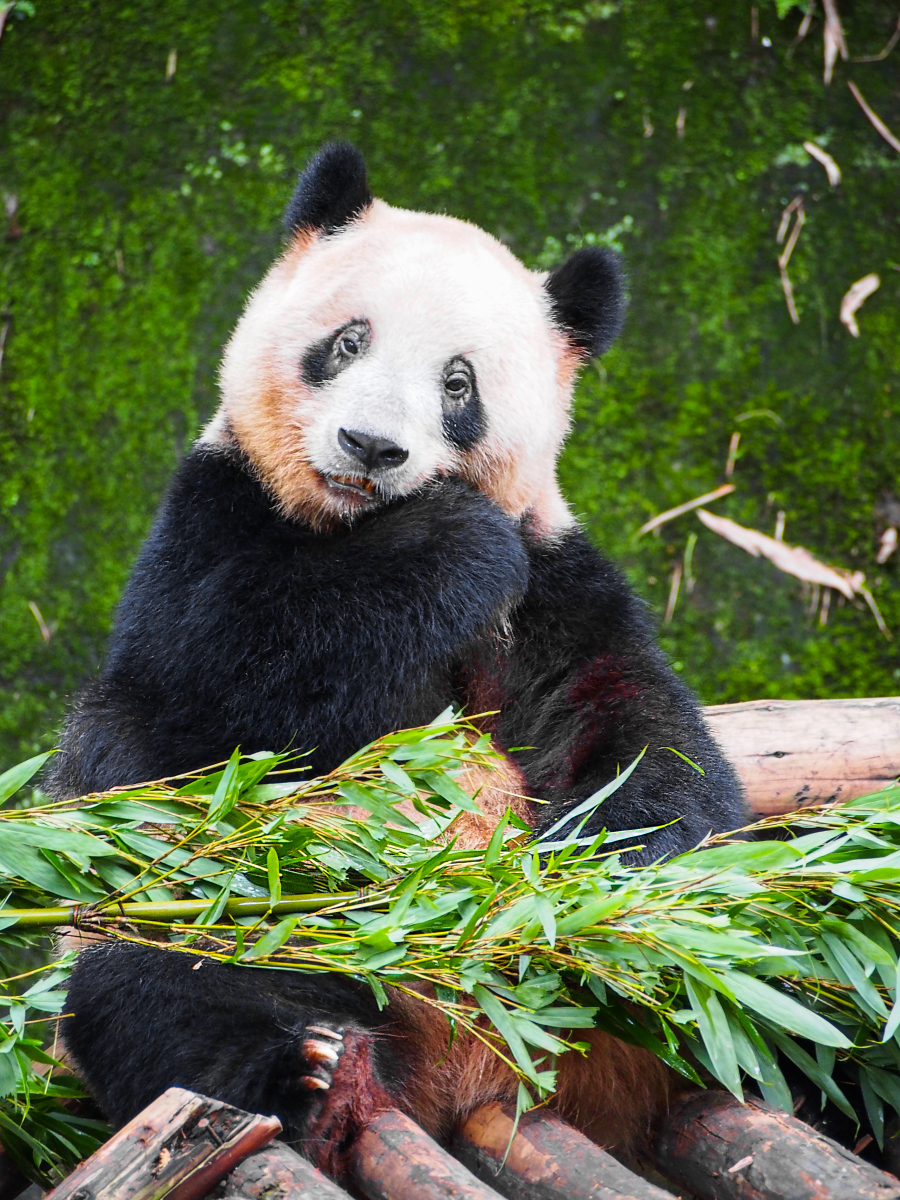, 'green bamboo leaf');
860,1067,885,1150
718,970,852,1048
209,748,242,823
473,985,541,1087
684,976,742,1098
767,1031,857,1119
241,916,298,961
0,752,55,805
821,933,888,1019
266,848,282,907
